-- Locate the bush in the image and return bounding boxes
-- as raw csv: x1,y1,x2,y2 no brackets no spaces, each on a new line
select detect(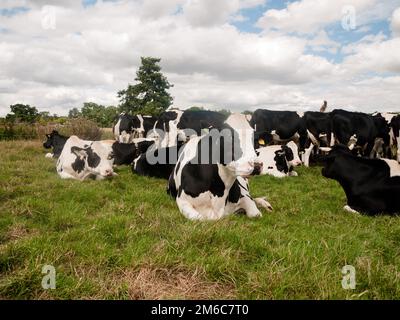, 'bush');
0,123,39,140
60,117,102,140
0,118,102,141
